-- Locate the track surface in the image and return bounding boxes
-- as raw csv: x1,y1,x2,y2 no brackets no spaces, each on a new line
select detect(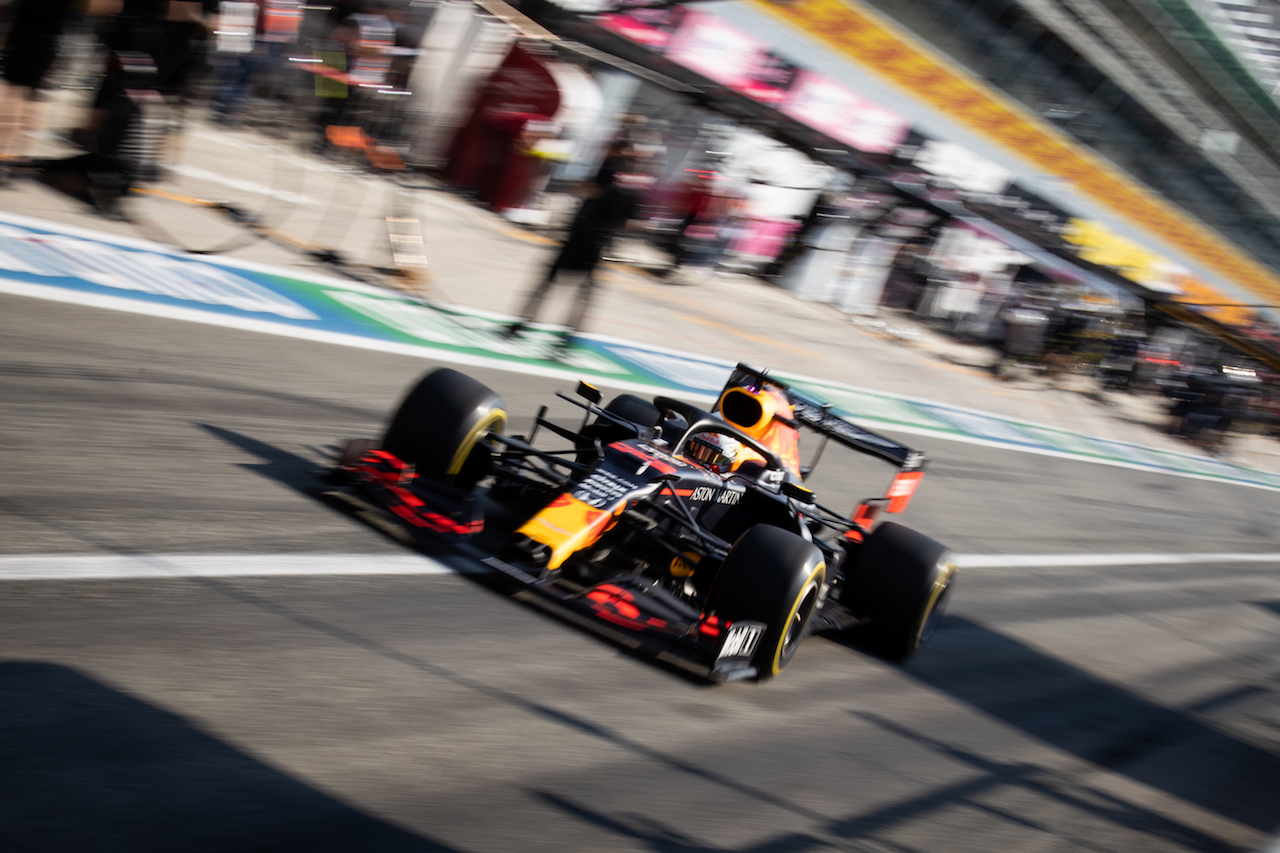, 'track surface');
2,292,1279,852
